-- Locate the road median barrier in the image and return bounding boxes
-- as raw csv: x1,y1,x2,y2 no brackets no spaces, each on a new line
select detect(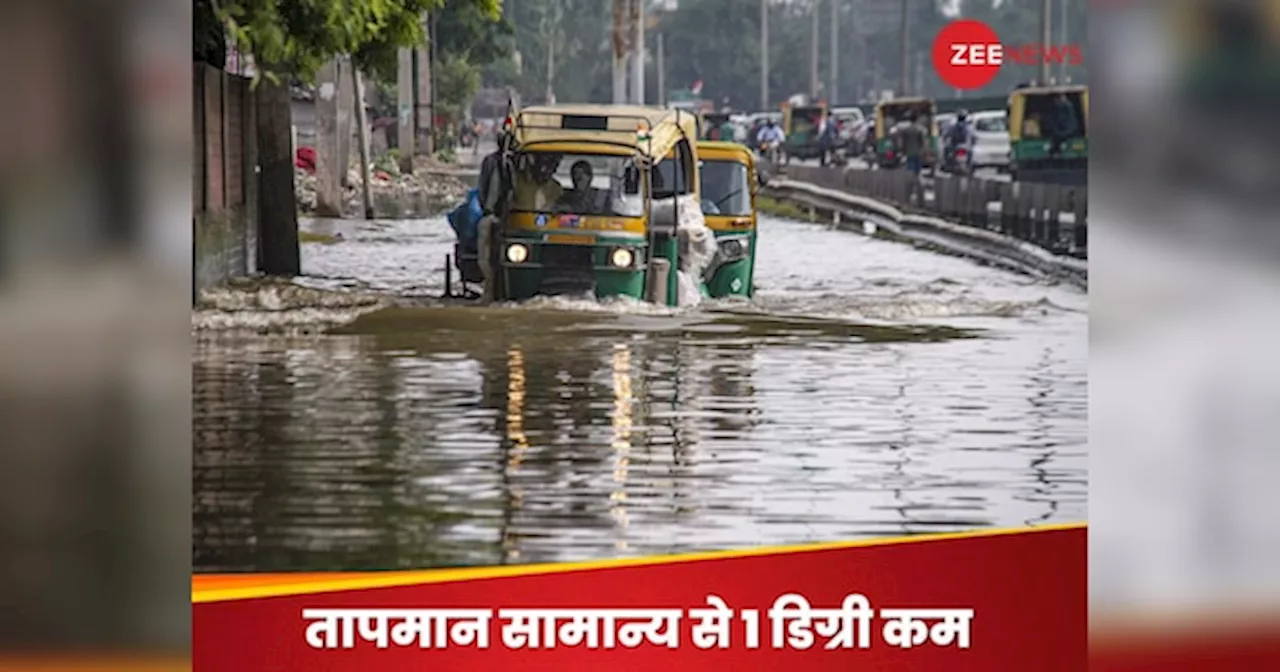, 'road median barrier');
763,165,1087,288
